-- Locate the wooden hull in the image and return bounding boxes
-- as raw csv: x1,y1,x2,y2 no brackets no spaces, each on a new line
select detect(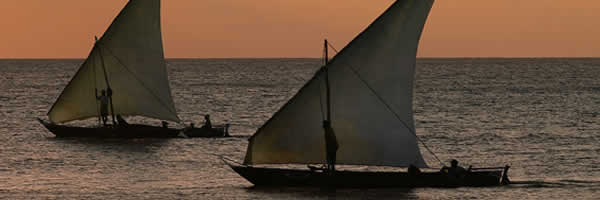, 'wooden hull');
183,127,229,138
228,162,510,188
39,119,181,138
